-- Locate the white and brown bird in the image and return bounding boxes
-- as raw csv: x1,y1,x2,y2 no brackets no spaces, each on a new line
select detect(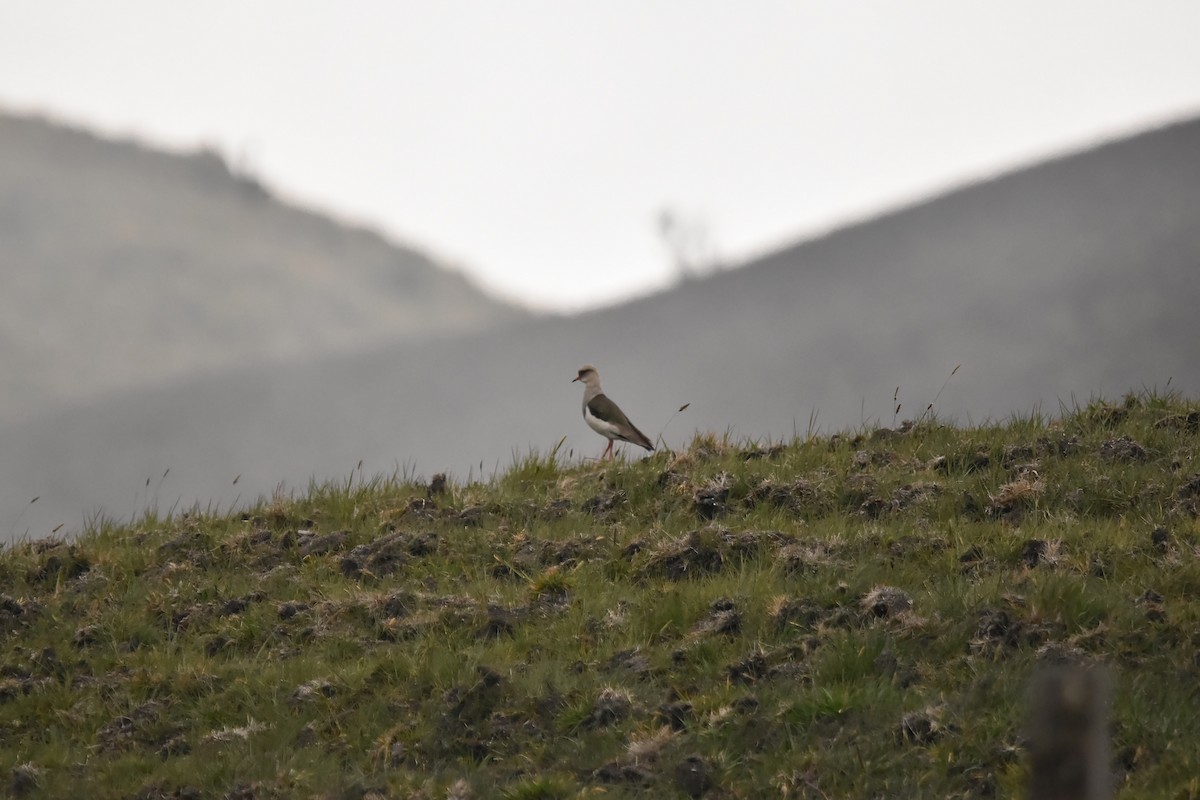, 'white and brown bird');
573,364,655,461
